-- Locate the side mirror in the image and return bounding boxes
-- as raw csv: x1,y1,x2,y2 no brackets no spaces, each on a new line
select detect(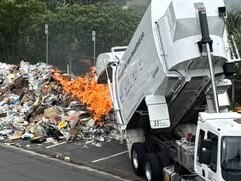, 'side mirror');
199,150,211,165
202,139,212,150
